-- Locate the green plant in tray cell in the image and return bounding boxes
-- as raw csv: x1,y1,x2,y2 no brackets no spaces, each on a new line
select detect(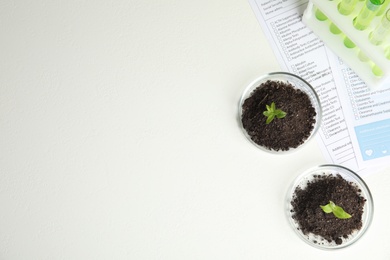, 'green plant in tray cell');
263,102,287,124
320,201,352,219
